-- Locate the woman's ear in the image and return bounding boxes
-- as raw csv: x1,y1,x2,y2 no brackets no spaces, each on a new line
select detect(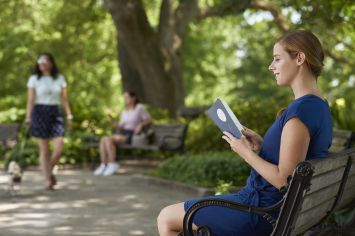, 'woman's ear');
296,52,306,65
